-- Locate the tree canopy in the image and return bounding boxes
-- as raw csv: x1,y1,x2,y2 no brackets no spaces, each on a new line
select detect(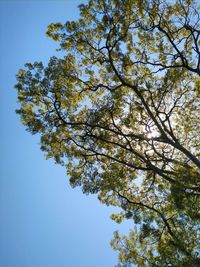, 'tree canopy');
15,0,200,266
